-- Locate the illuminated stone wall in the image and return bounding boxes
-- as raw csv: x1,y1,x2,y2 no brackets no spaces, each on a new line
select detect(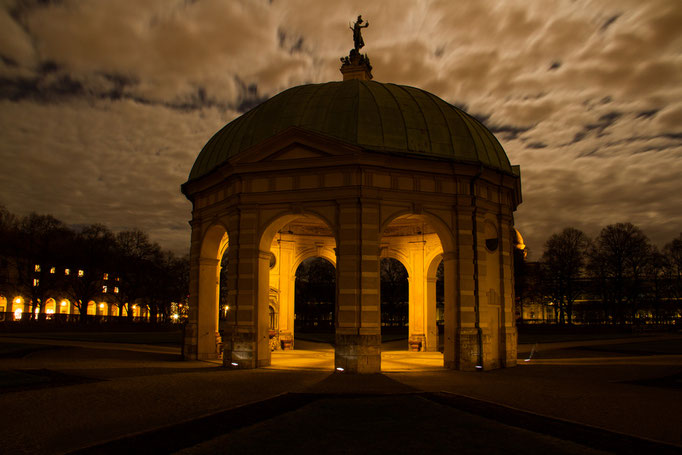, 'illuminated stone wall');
183,128,521,372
